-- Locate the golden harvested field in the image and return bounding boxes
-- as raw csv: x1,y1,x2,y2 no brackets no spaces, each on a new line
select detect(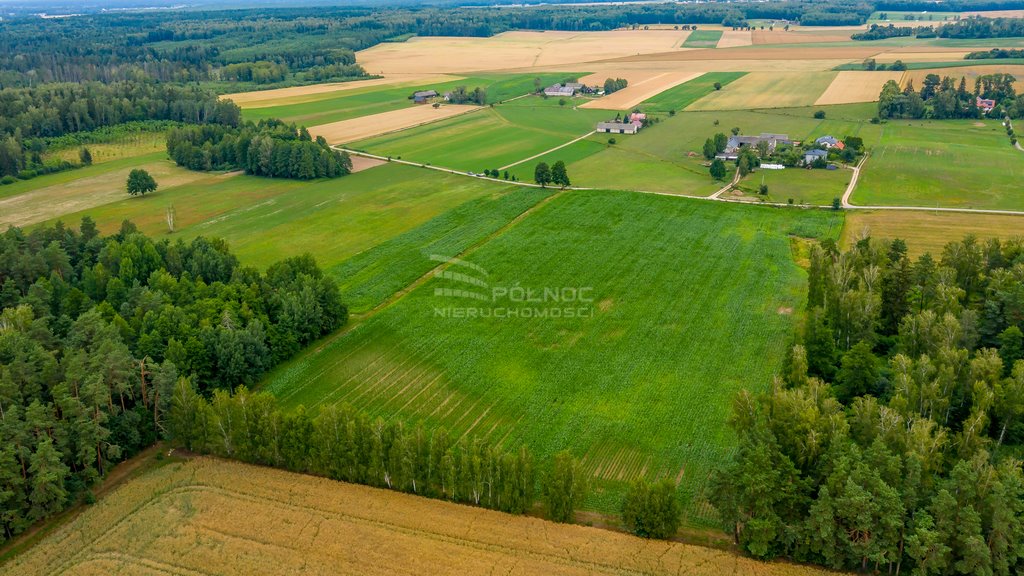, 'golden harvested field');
687,71,837,110
349,155,388,172
902,65,1024,91
875,50,972,62
815,70,905,105
843,210,1024,257
357,30,692,74
964,9,1024,18
751,30,854,44
4,457,842,576
0,159,220,229
717,30,753,48
309,104,479,144
223,74,458,108
608,45,884,63
580,71,702,110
